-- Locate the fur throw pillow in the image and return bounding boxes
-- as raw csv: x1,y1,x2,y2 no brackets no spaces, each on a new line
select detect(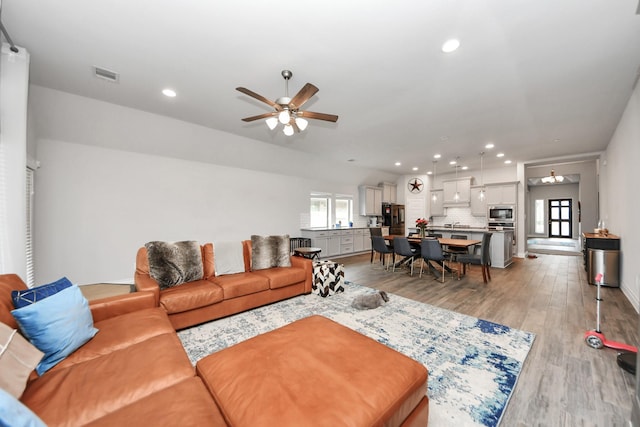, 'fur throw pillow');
251,235,291,270
145,241,204,289
351,291,389,310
